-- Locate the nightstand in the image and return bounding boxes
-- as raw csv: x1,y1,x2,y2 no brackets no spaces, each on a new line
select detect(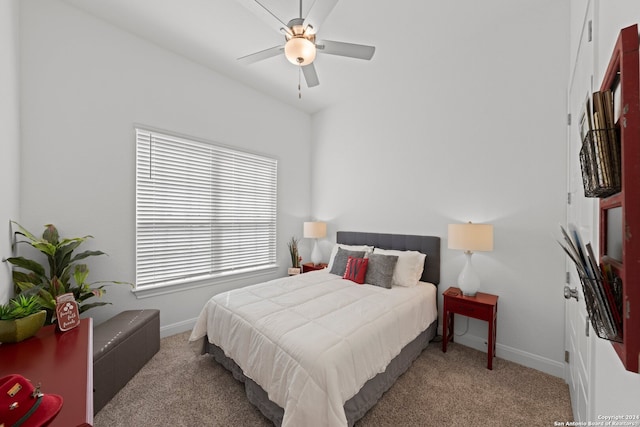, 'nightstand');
302,262,328,273
442,286,499,369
